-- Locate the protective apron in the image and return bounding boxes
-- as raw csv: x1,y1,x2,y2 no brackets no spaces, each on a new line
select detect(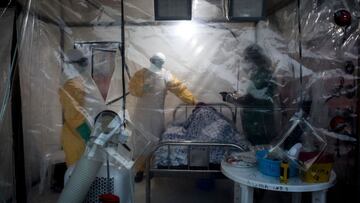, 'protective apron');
133,69,167,140
60,60,125,166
